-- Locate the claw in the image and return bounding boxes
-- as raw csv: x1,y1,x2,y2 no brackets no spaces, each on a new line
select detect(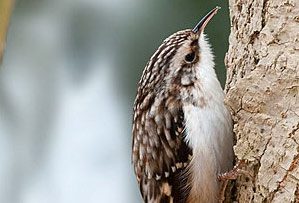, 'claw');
217,160,252,203
218,160,251,181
